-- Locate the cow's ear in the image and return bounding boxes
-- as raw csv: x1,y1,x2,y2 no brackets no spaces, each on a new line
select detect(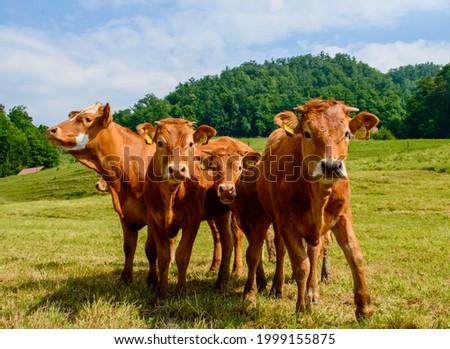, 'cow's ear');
274,111,300,136
242,152,261,169
349,112,380,140
136,122,156,144
200,155,215,170
194,125,217,145
68,111,80,119
99,103,112,128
